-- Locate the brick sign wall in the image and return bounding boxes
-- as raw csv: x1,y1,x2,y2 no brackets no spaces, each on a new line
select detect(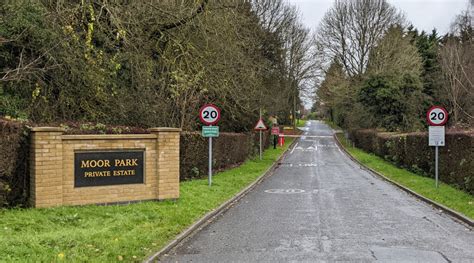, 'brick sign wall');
29,127,181,208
